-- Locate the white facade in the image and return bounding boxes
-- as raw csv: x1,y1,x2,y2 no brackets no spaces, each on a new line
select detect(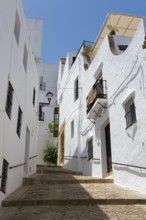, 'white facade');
58,13,146,193
26,13,59,165
0,0,39,204
37,62,59,164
